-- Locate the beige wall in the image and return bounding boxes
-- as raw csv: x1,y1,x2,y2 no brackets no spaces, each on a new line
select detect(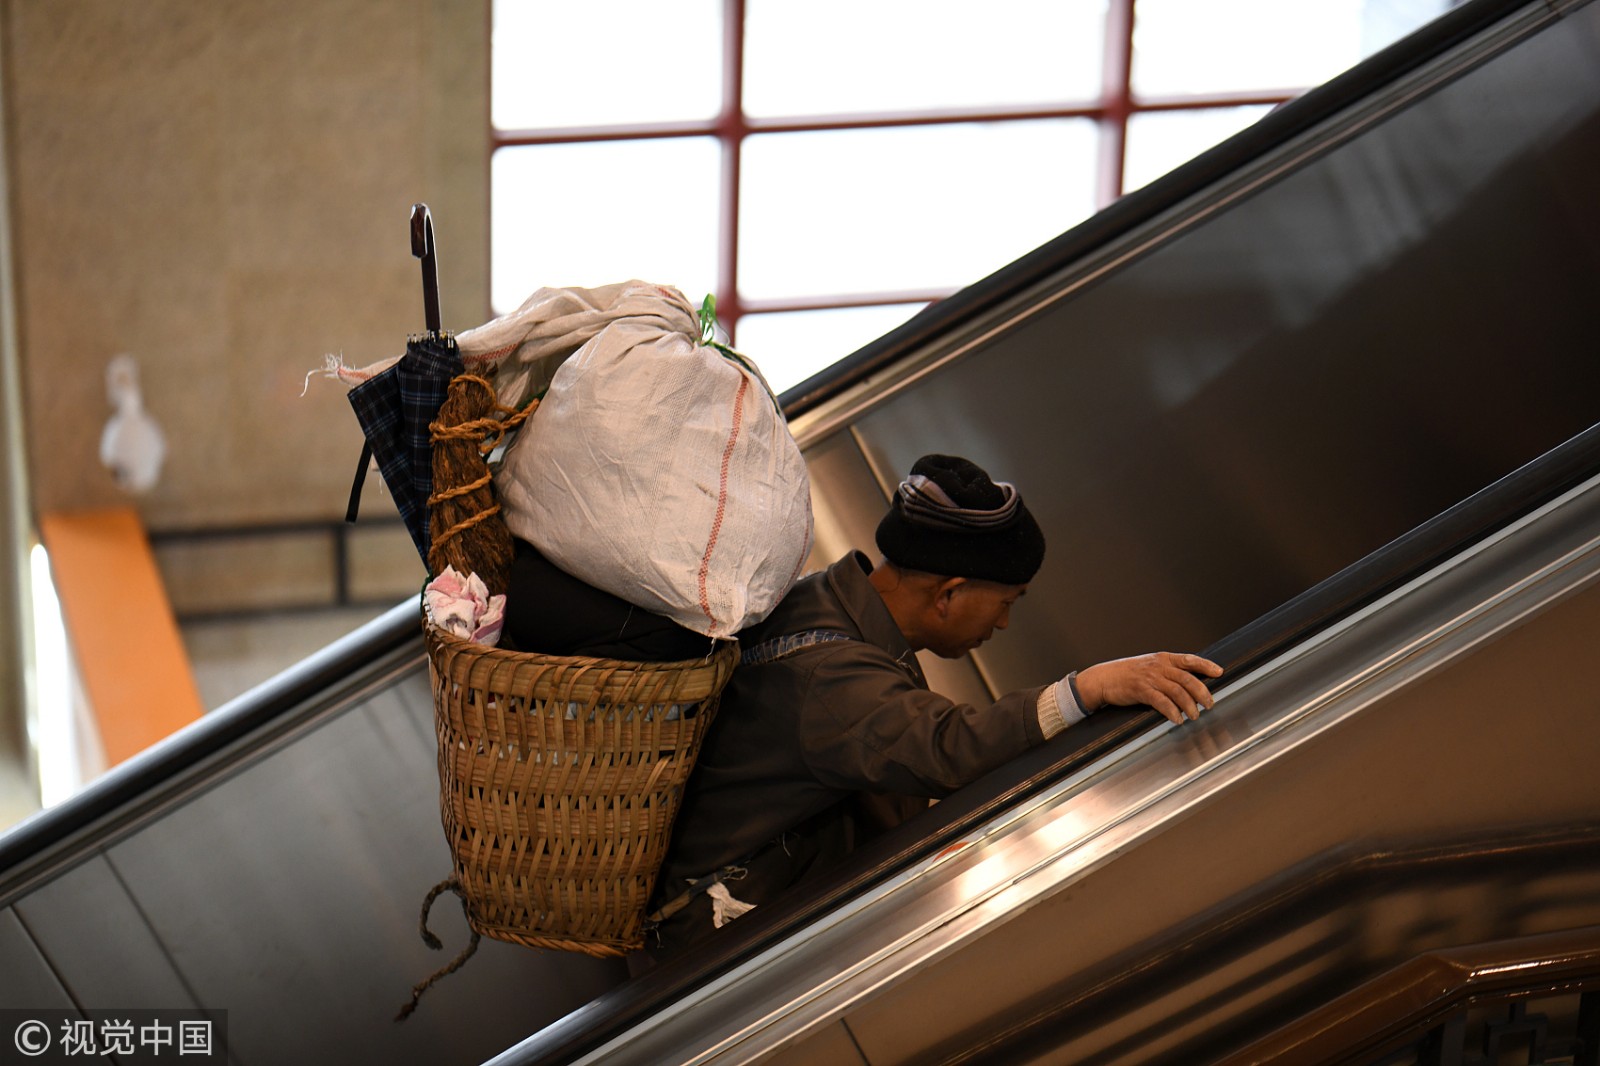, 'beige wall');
3,0,488,552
